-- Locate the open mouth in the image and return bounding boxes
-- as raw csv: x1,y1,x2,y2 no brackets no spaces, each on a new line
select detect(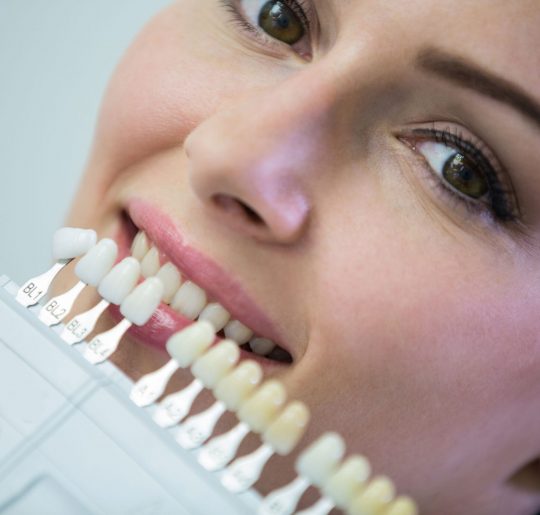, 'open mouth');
114,200,293,366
